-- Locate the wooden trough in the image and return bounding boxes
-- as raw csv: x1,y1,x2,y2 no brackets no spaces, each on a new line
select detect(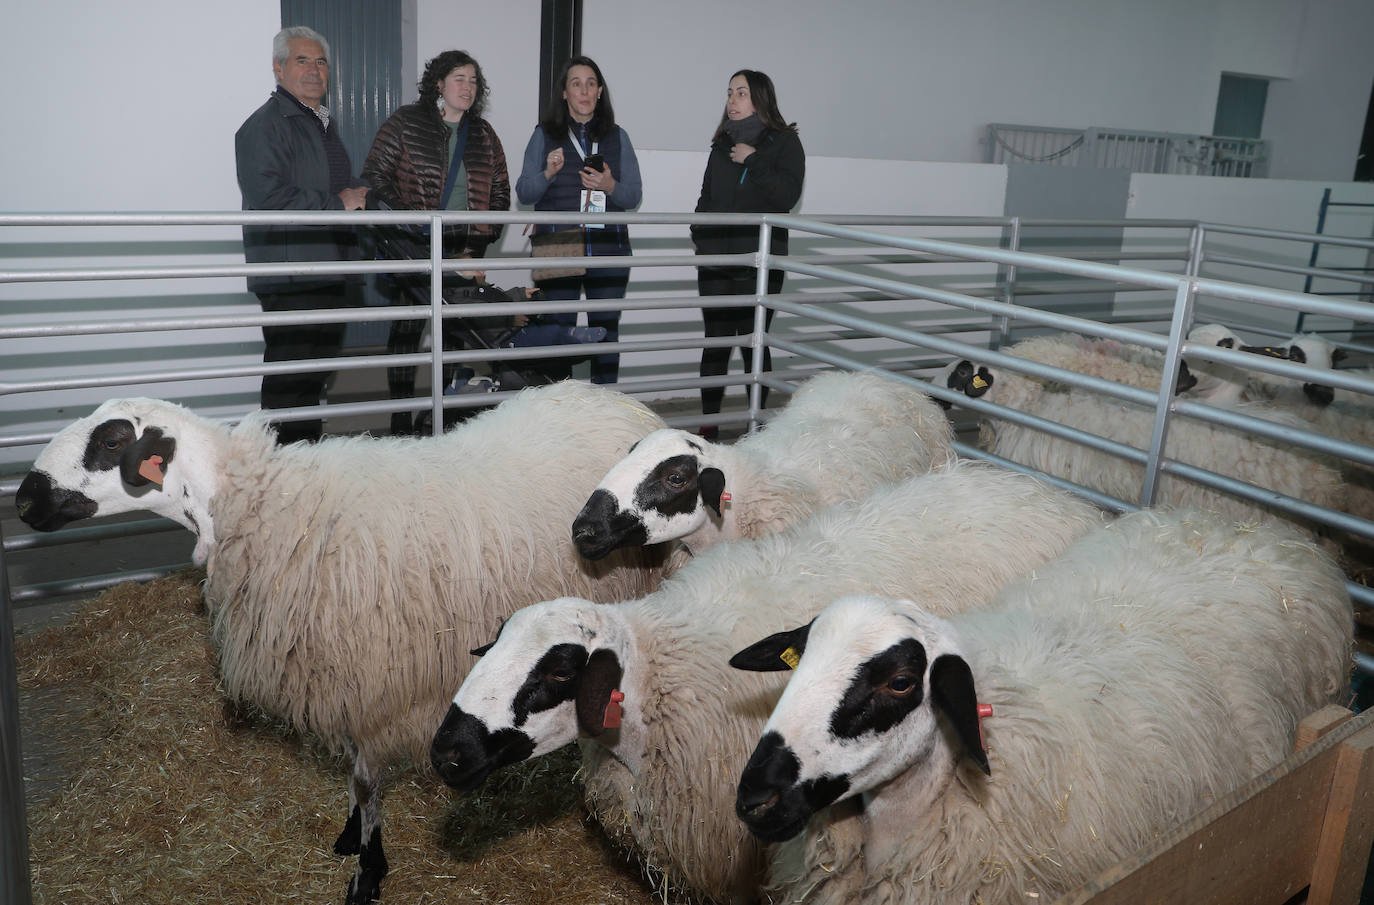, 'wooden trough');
1057,705,1374,905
